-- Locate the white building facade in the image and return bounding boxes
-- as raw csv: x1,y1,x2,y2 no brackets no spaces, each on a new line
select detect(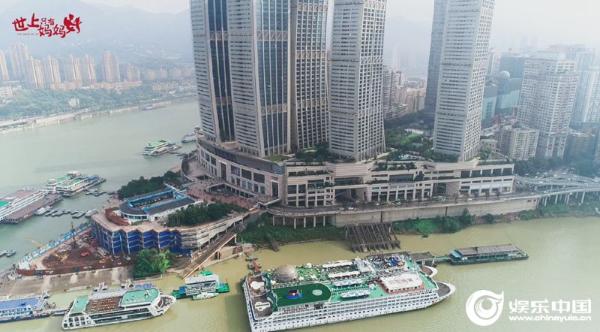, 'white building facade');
432,0,495,161
290,0,329,151
329,0,387,161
